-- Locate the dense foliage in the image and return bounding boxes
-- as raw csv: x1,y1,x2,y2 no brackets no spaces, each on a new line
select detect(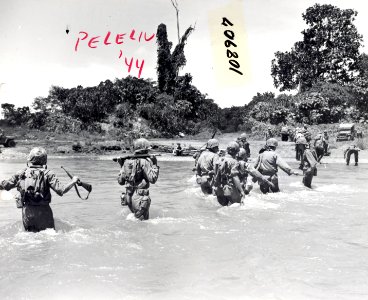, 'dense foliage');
271,4,363,92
